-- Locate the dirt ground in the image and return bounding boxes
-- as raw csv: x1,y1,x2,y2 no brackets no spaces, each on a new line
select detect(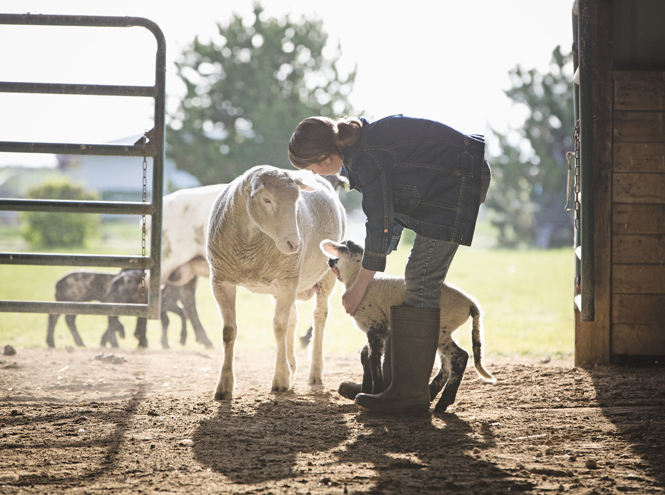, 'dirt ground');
1,346,664,495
